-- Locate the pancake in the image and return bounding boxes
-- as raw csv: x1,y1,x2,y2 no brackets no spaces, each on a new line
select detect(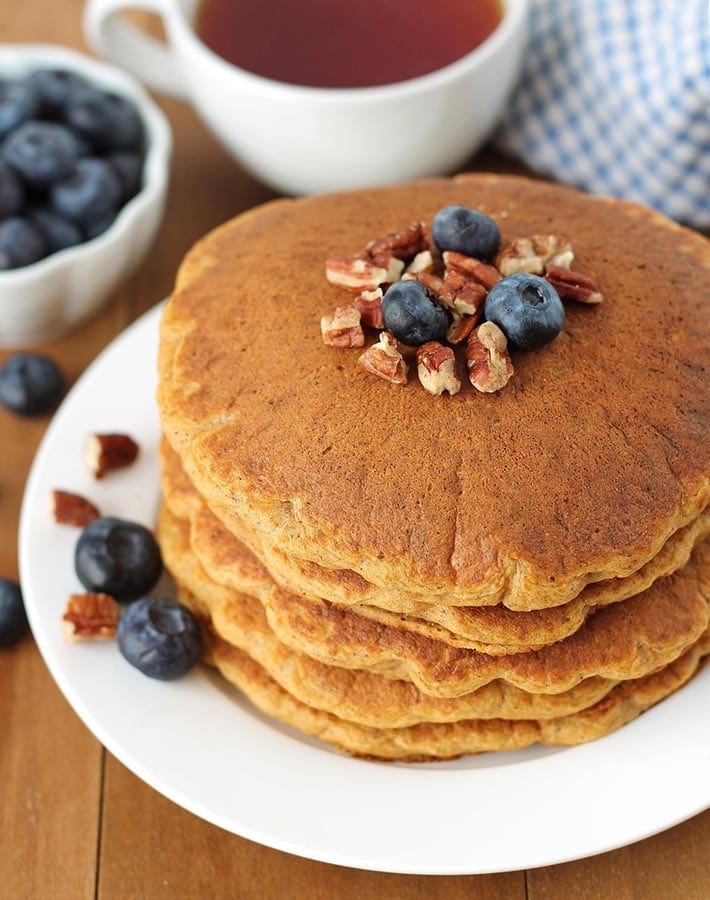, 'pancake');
161,438,710,653
158,175,710,611
159,502,710,698
183,590,710,760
